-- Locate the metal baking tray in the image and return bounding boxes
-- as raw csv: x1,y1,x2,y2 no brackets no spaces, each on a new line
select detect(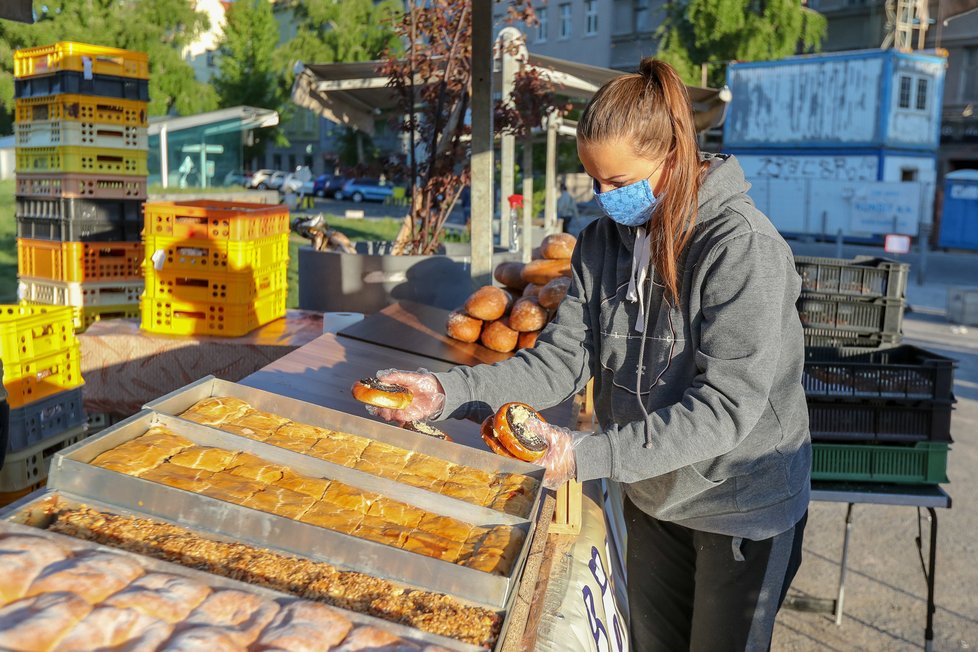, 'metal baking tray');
0,492,484,652
146,375,546,486
45,410,535,610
